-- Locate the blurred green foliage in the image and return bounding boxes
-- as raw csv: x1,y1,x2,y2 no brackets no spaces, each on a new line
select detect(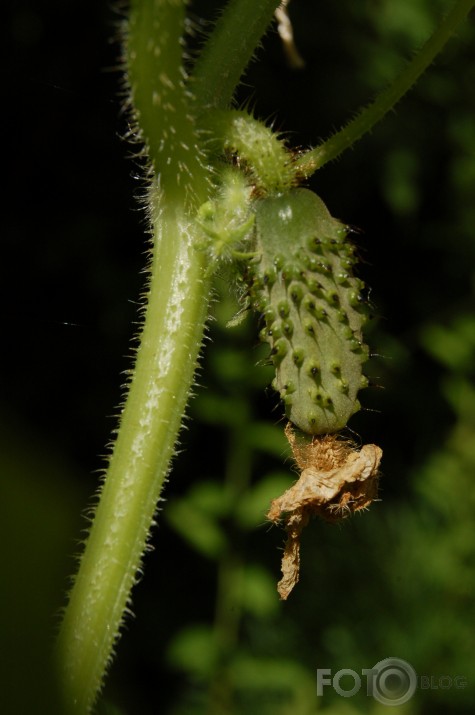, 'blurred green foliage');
2,0,475,713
